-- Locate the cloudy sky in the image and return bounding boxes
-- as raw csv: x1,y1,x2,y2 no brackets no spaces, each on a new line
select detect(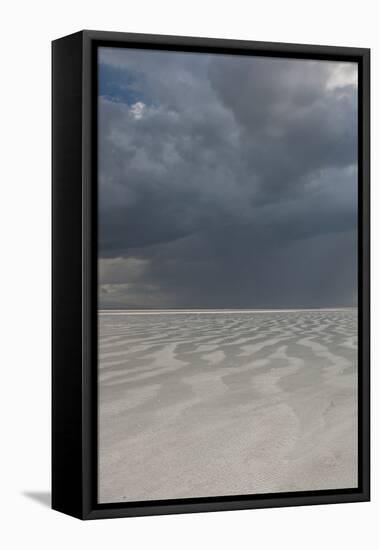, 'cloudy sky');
98,47,358,310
